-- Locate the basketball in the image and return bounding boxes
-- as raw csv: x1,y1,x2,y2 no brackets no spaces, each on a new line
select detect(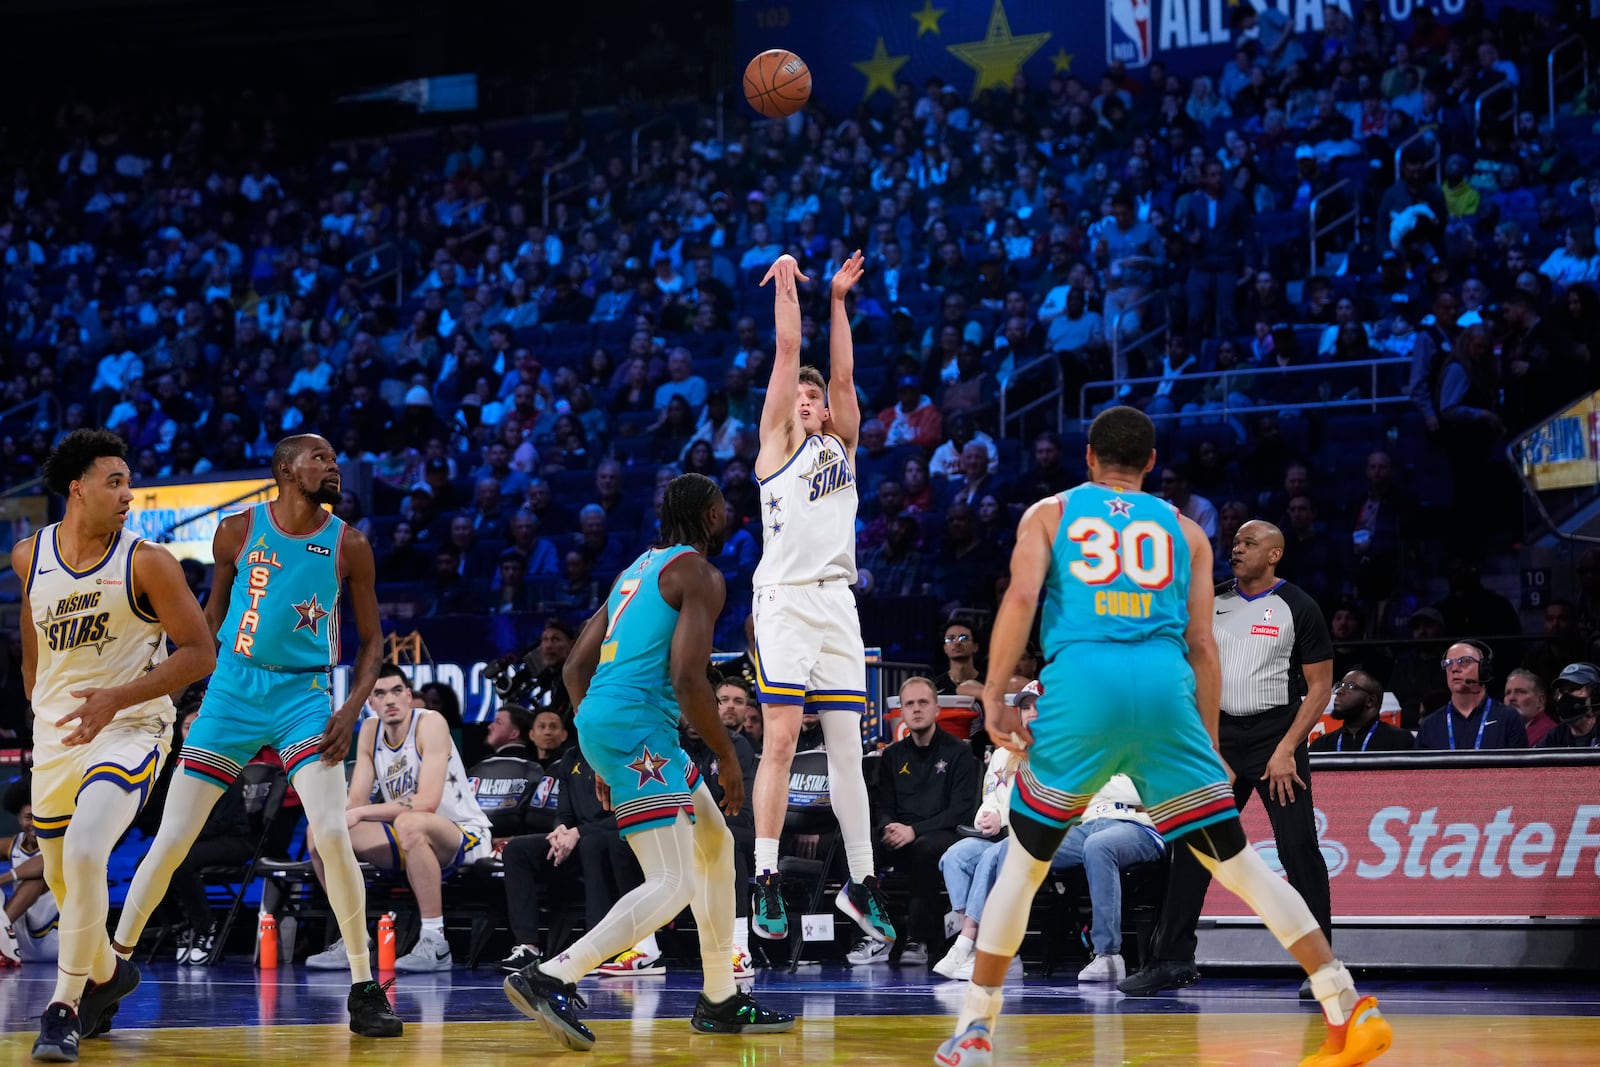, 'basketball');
743,48,811,119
